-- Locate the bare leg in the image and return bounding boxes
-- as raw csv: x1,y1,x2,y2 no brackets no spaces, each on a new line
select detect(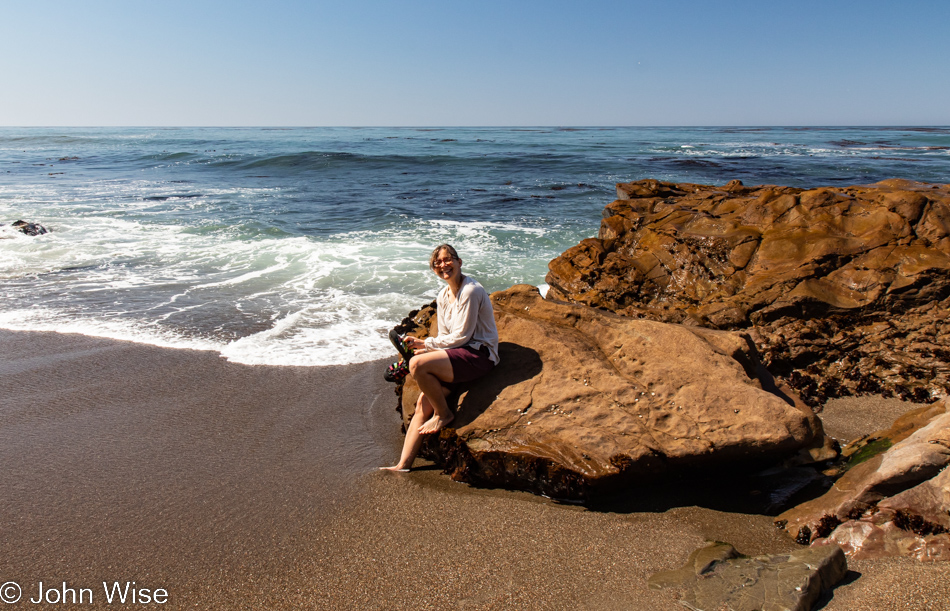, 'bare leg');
410,350,456,434
381,386,450,471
